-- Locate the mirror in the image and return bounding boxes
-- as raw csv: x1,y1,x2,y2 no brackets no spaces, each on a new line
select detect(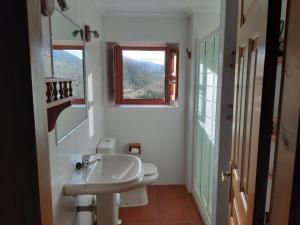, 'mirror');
50,9,88,143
